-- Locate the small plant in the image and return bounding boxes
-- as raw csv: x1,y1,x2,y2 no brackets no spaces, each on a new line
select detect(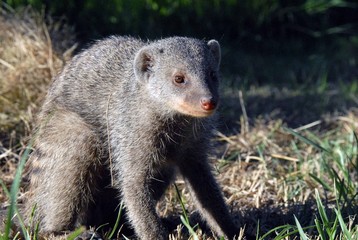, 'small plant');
174,184,200,240
66,226,86,240
258,127,358,239
0,142,31,240
105,201,125,239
